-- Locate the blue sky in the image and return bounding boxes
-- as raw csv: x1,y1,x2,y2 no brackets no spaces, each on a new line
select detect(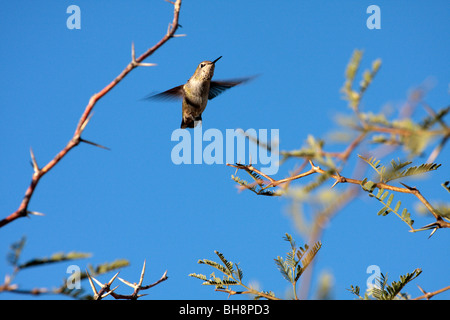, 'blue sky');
1,1,449,300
